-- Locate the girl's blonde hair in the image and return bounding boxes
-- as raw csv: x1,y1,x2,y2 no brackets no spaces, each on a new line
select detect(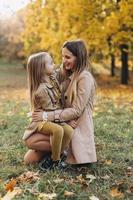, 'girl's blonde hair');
27,52,49,110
